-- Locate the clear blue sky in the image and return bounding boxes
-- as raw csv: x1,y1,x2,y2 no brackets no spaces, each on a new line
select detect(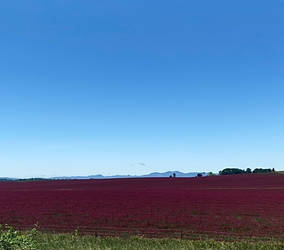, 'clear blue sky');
1,1,284,178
